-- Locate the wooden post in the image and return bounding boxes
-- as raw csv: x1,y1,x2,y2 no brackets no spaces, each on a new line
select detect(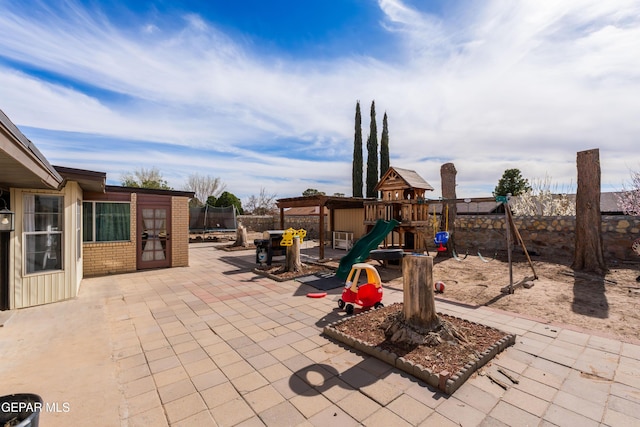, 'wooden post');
505,203,537,279
402,254,439,329
440,163,457,256
279,207,285,229
319,203,325,260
